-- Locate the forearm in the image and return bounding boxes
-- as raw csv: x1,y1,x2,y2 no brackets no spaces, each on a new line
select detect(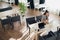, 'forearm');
43,20,49,24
